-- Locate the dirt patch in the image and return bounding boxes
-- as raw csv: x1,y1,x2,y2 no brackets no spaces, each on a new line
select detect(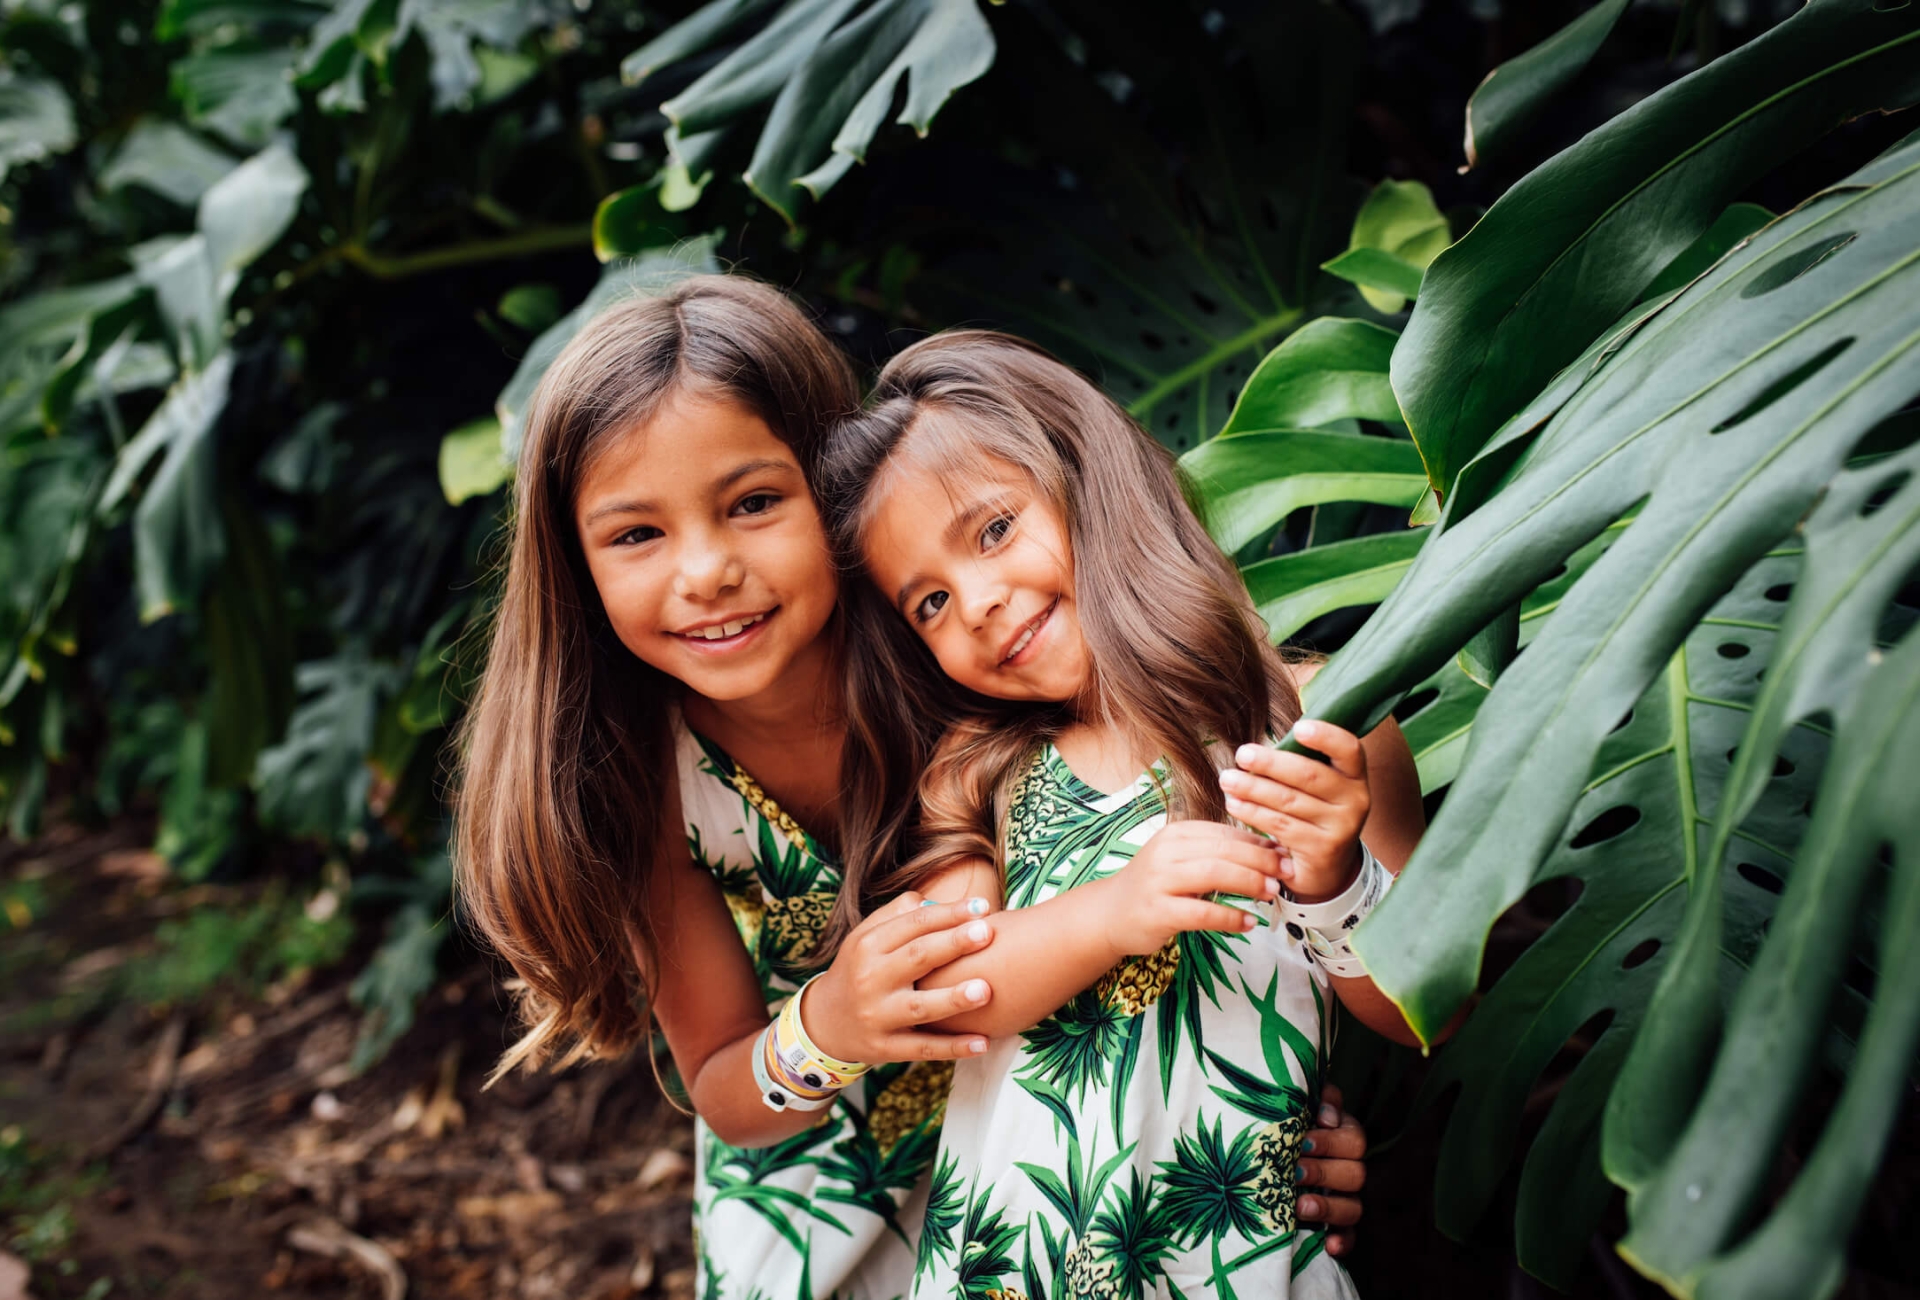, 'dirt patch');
1,823,695,1300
